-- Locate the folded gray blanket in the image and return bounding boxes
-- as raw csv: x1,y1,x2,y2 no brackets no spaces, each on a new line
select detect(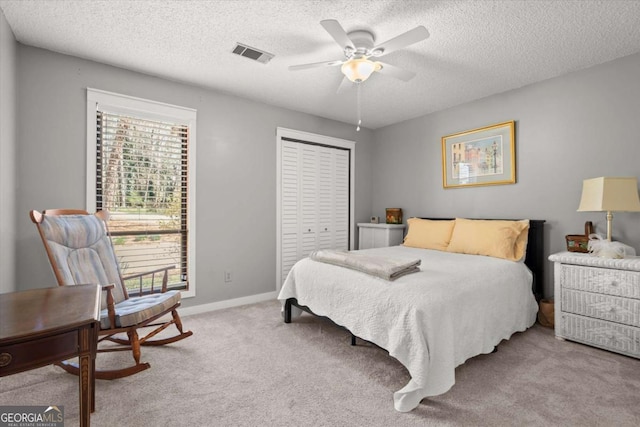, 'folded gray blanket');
309,250,421,281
